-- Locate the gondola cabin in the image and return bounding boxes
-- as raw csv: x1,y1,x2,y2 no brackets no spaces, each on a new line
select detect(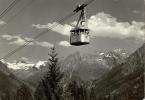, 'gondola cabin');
70,28,90,46
70,4,90,46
